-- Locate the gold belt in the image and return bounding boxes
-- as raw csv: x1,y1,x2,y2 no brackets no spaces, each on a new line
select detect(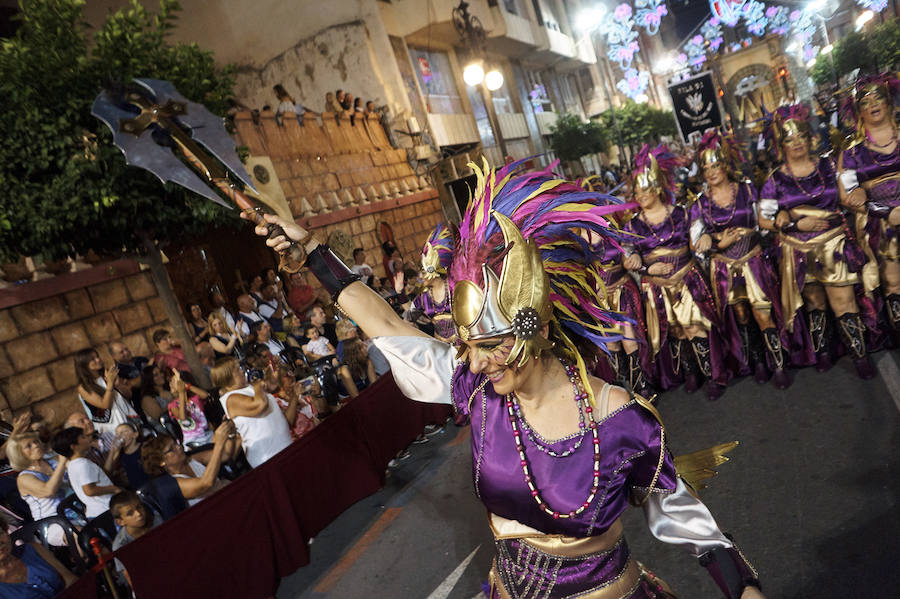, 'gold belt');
643,259,696,287
711,243,762,268
645,246,689,261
